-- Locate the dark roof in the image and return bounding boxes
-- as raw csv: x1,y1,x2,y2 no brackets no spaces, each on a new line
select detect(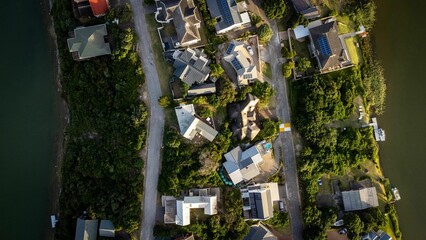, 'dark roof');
309,21,348,71
249,190,273,220
244,223,278,240
206,0,242,32
75,219,98,240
